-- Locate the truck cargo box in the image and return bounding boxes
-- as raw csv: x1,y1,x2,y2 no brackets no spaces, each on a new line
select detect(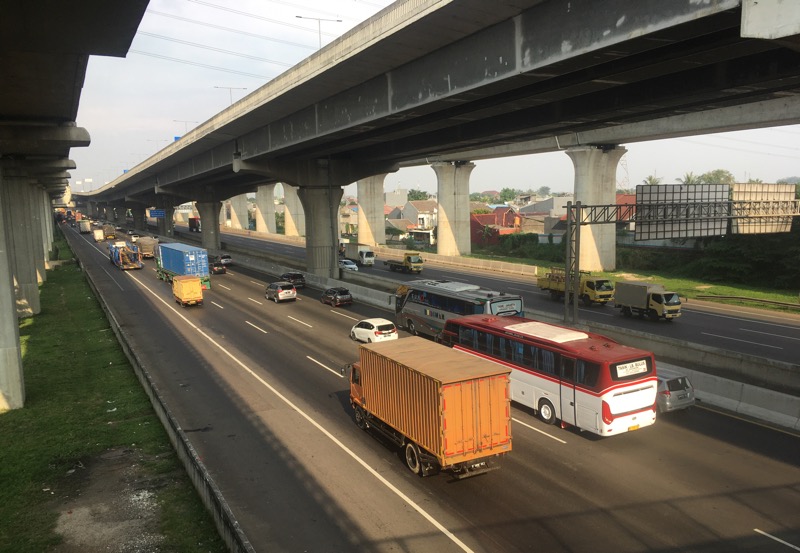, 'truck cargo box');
158,243,208,276
353,337,511,476
172,275,203,307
